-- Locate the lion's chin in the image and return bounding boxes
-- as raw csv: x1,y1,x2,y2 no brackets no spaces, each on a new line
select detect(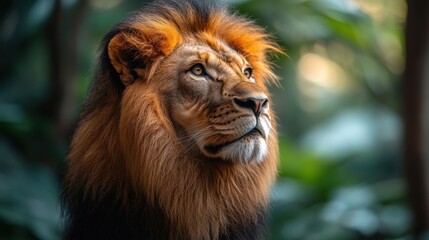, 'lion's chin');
203,135,268,164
